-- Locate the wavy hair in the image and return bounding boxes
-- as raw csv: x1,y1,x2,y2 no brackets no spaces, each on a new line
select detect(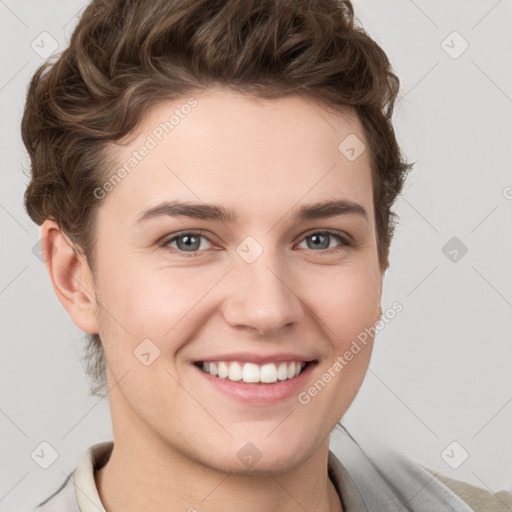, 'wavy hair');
21,0,412,396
